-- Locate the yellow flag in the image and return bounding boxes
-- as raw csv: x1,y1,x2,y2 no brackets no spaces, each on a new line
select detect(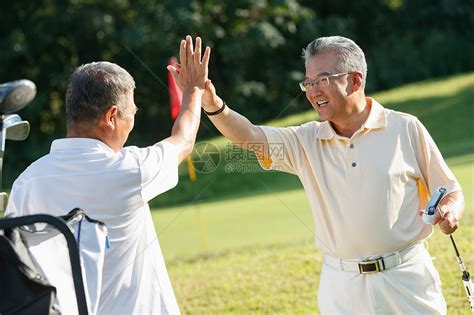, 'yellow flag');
187,155,196,182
